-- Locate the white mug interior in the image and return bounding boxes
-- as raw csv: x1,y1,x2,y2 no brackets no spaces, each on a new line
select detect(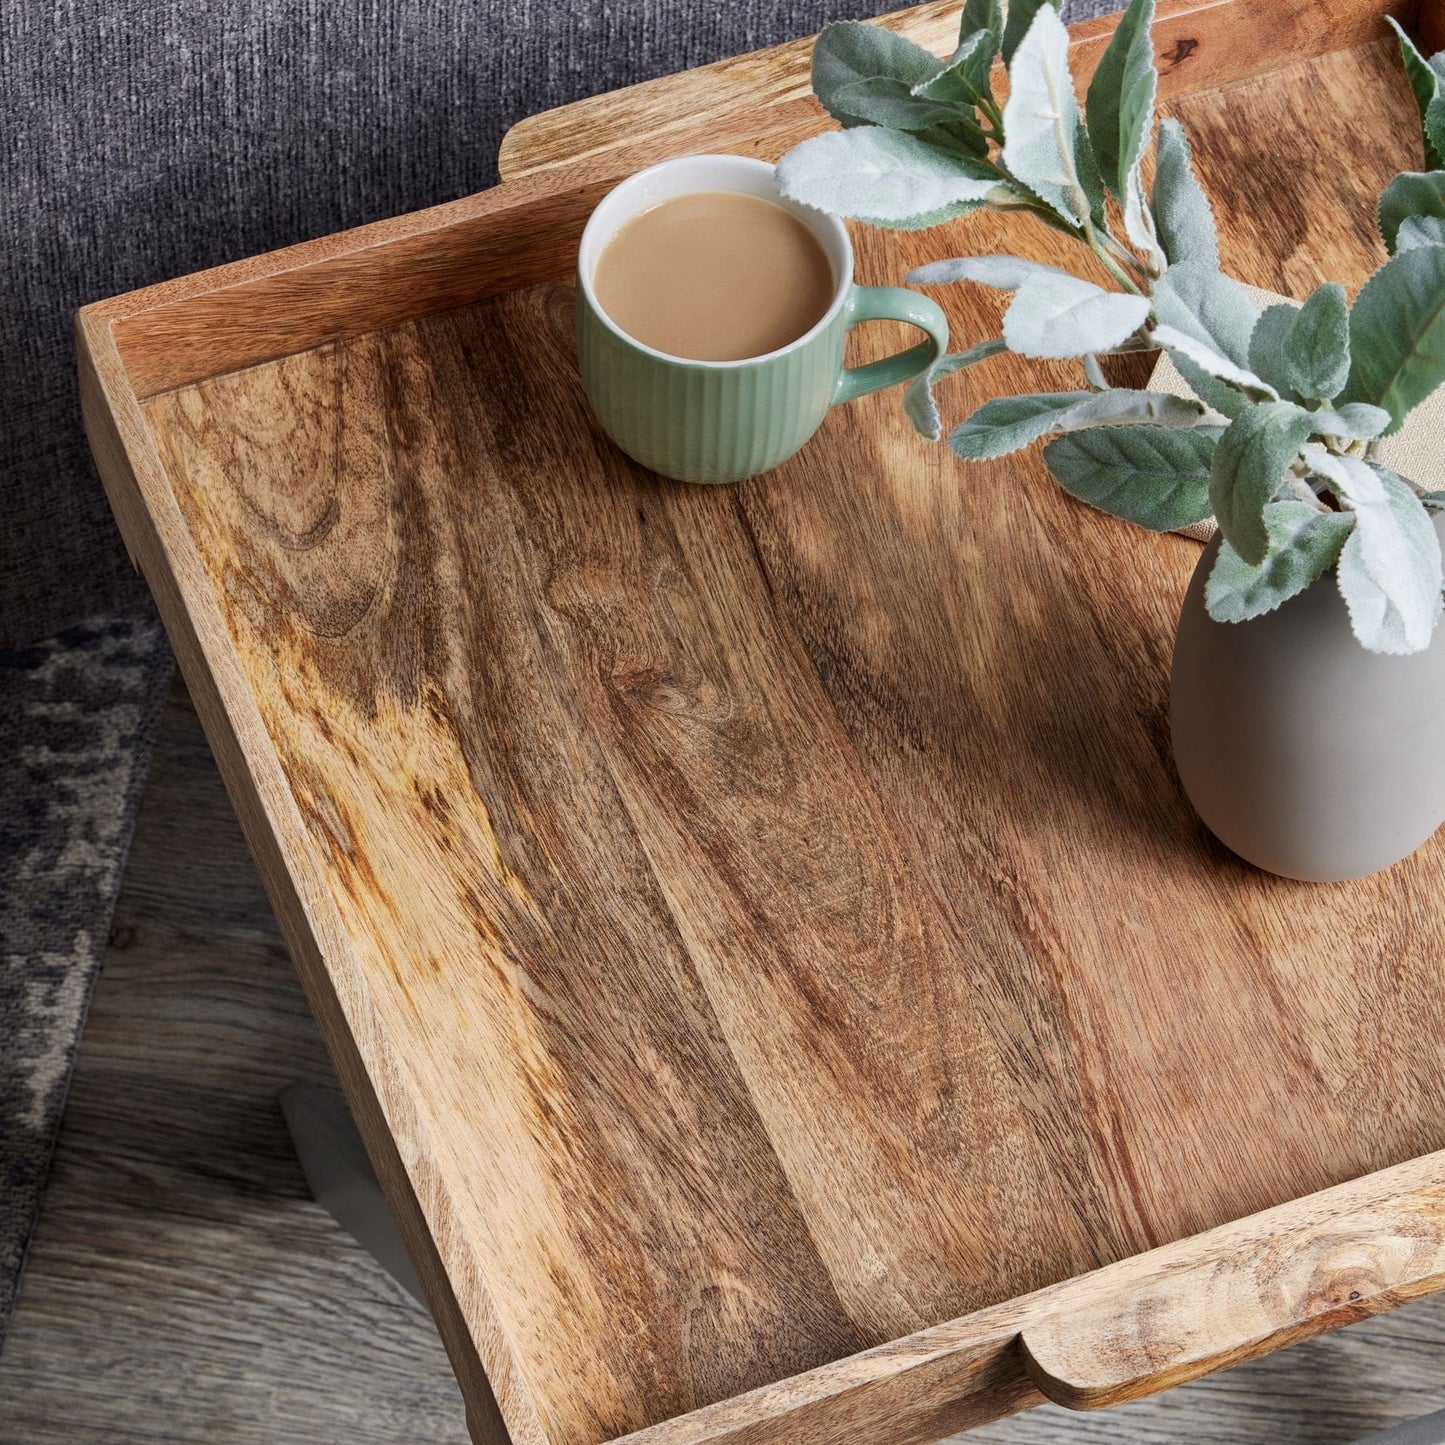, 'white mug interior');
576,154,854,365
